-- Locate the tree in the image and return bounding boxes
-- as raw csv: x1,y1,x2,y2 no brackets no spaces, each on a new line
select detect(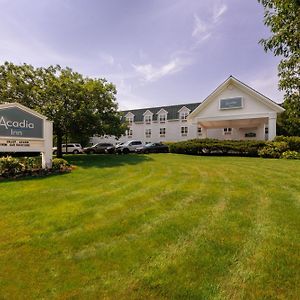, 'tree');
0,62,127,157
258,0,300,136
